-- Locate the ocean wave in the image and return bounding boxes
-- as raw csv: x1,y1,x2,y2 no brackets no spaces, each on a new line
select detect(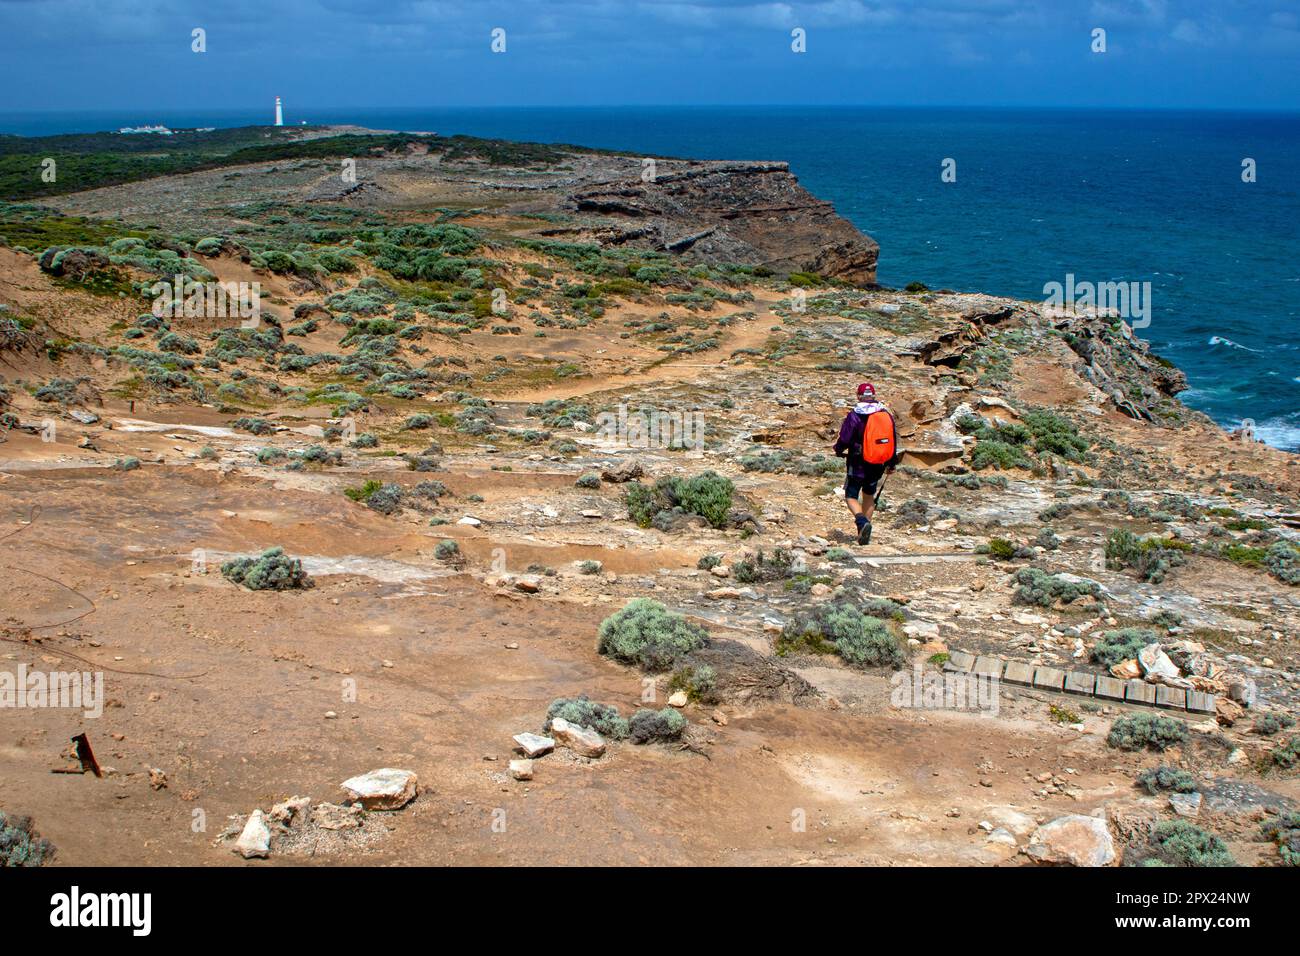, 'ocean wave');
1251,415,1300,453
1207,335,1260,352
